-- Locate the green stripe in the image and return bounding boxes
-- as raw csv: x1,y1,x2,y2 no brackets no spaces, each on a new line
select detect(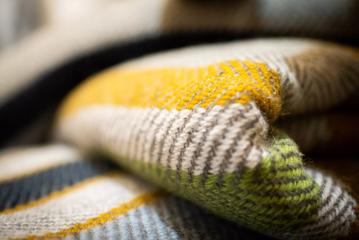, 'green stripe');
108,132,322,237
